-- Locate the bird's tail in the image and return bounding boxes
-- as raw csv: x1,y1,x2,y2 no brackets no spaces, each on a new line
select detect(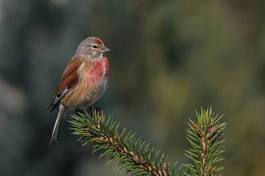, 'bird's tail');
49,104,65,146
